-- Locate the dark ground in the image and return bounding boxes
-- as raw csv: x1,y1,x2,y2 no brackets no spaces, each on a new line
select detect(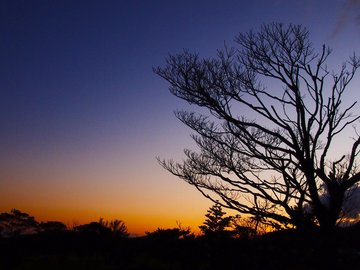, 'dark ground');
1,228,360,270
